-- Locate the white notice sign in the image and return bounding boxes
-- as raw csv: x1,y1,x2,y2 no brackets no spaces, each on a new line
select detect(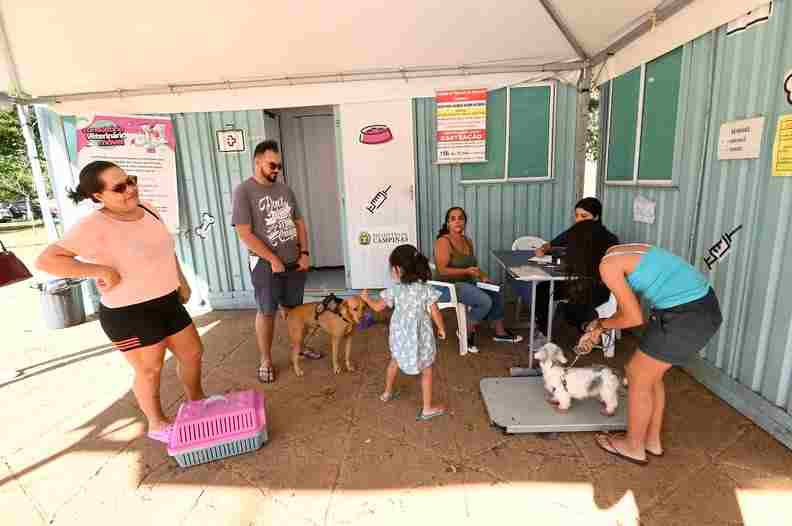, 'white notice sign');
718,117,765,160
633,194,656,225
217,129,246,152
